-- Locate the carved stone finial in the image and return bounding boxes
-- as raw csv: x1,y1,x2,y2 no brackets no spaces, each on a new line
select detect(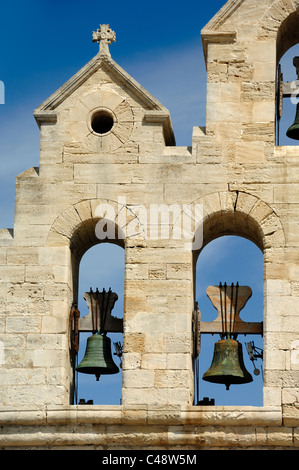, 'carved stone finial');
92,24,116,57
